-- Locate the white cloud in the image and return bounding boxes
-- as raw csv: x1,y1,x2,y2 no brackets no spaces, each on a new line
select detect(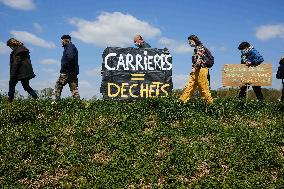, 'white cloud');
0,42,11,54
159,37,193,54
42,68,57,74
159,37,227,54
31,79,56,92
44,68,56,72
219,46,227,52
40,59,60,65
255,24,284,40
69,12,161,47
79,80,92,88
0,0,35,10
78,80,99,99
209,46,227,52
10,30,56,48
86,67,101,77
210,80,221,90
0,80,8,89
33,22,43,33
173,74,189,89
